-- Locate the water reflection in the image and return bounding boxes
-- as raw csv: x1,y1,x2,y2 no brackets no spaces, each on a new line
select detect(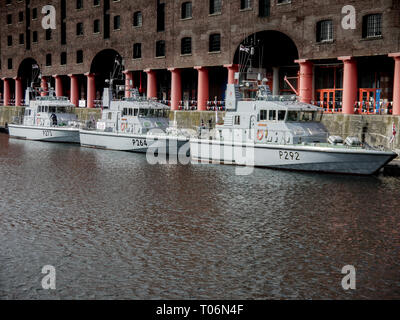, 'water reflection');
0,133,399,300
